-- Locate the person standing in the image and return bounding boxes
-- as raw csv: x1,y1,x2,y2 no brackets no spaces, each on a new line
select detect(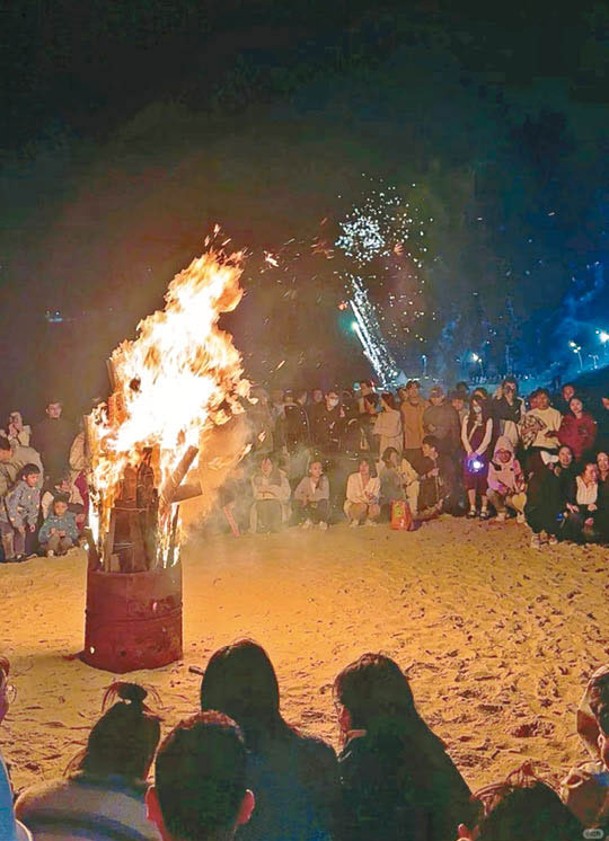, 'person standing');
32,401,73,480
373,393,403,457
461,394,493,519
400,380,428,465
